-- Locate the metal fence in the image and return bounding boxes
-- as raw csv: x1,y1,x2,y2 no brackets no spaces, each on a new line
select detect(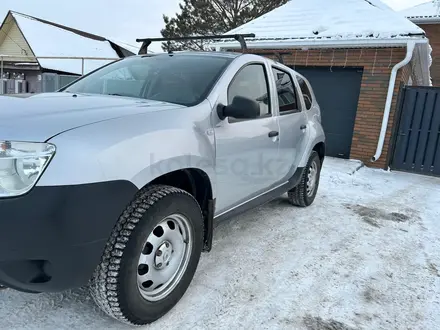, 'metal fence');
40,73,80,92
0,55,119,94
391,86,440,176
